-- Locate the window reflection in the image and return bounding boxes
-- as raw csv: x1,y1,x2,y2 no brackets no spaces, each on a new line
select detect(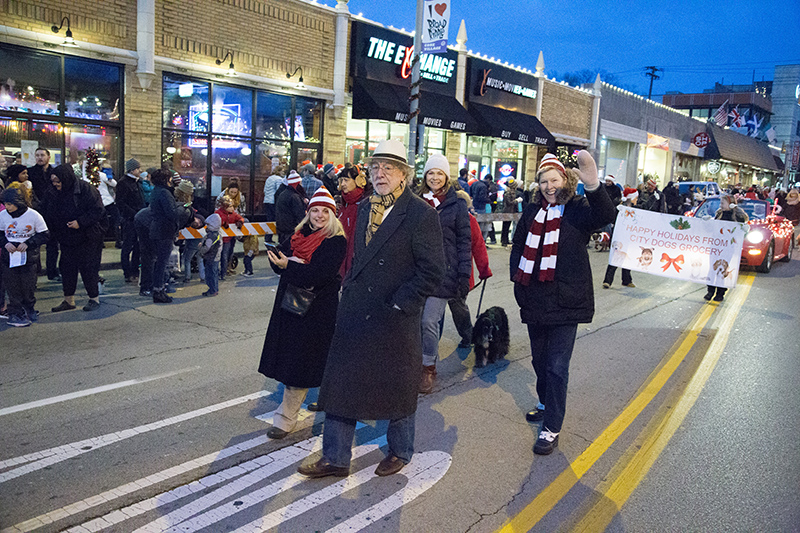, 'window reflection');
163,76,210,131
0,47,60,115
295,98,322,142
65,57,121,121
256,92,292,140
